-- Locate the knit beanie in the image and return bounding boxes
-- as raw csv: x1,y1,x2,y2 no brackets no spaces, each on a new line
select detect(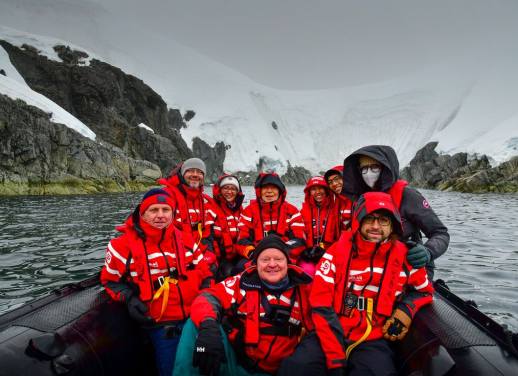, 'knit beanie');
219,176,240,190
253,234,291,263
139,188,175,215
180,157,206,176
